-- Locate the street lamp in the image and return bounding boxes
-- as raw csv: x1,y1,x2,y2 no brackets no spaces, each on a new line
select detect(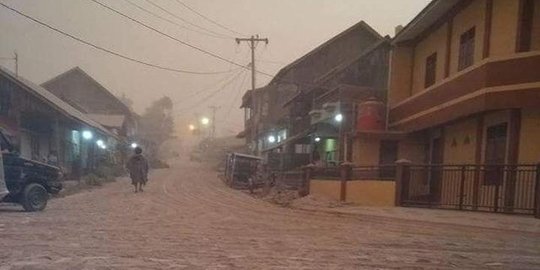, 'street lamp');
268,135,276,143
130,142,138,149
188,124,196,131
200,117,210,126
314,137,321,142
